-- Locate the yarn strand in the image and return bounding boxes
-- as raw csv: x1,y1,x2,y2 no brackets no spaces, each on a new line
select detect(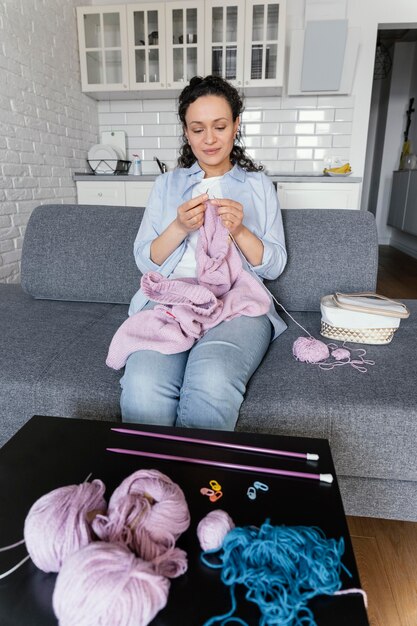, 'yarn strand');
228,233,314,339
0,555,30,580
0,538,25,551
